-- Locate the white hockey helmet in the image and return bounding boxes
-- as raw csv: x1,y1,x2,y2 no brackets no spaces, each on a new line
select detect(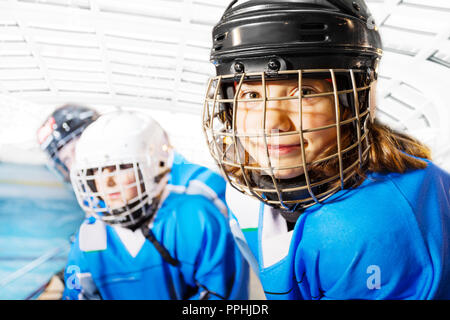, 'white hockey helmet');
71,110,173,229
